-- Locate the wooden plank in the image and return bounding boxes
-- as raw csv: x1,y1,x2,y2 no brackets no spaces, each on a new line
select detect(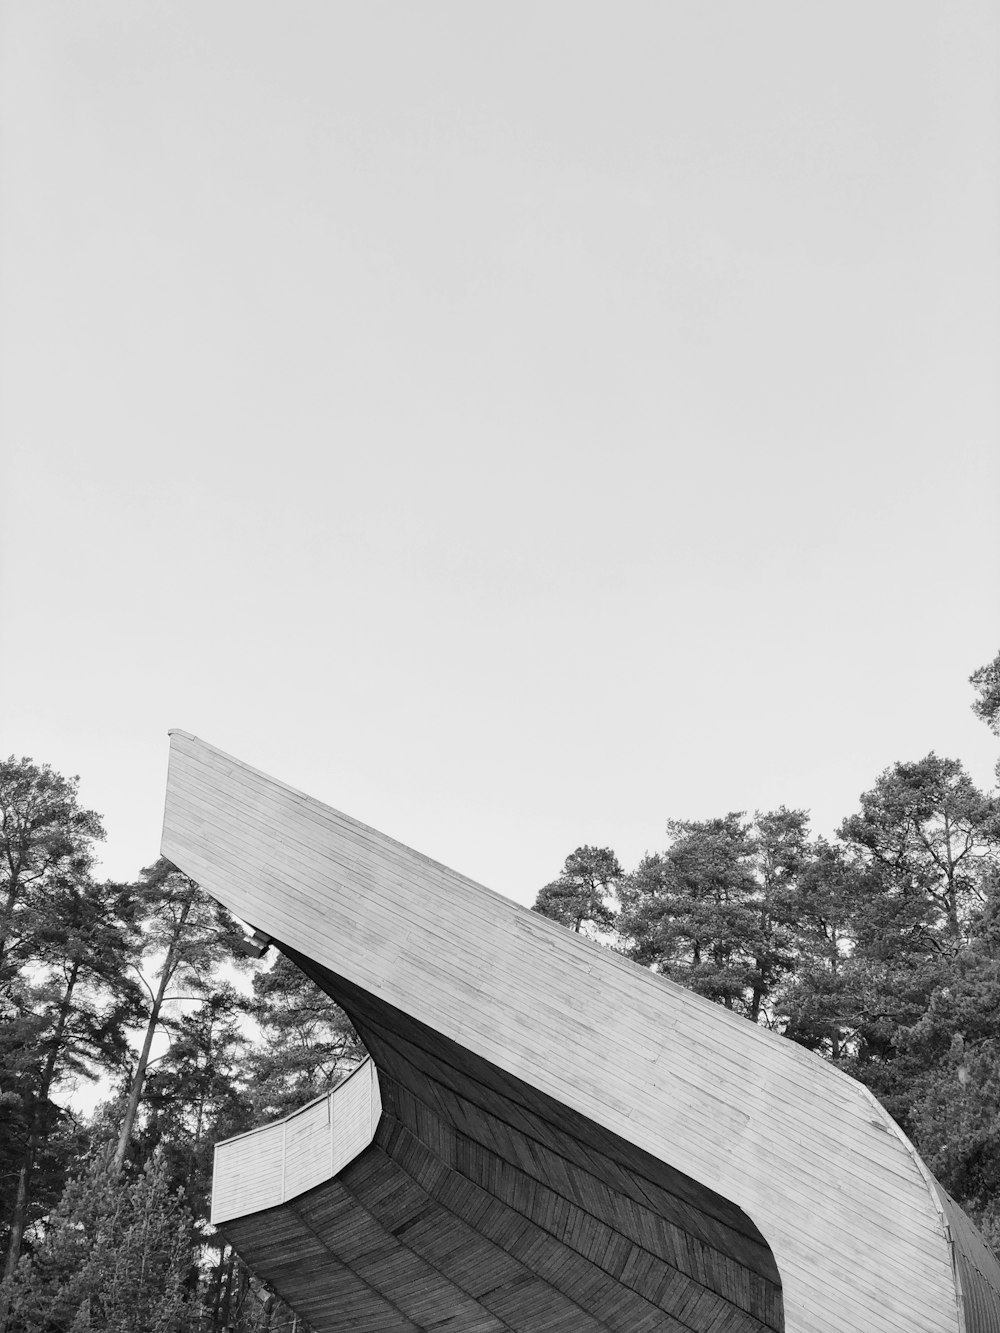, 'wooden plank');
376,1109,773,1327
375,1069,776,1323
